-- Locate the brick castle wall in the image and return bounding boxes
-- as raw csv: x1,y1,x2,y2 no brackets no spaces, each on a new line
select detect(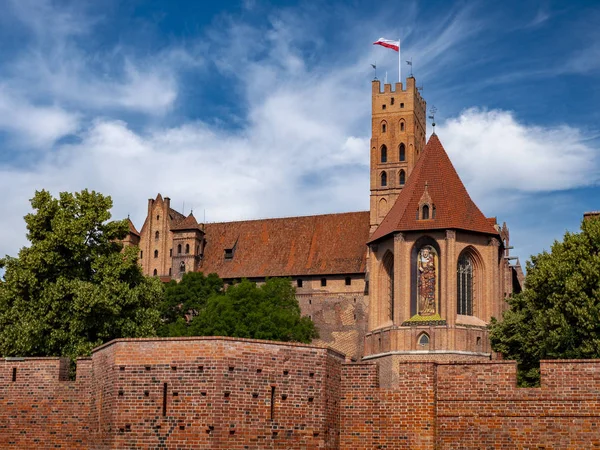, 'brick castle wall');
2,338,600,449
